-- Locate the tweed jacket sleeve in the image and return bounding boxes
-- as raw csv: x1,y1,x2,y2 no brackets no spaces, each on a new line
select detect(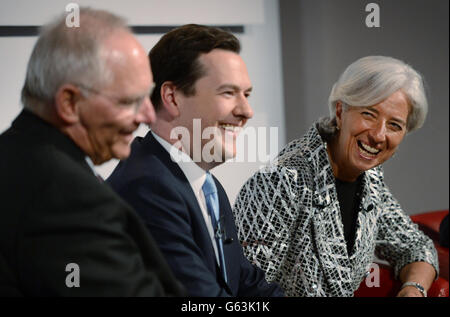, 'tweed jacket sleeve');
233,163,308,295
373,173,439,279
